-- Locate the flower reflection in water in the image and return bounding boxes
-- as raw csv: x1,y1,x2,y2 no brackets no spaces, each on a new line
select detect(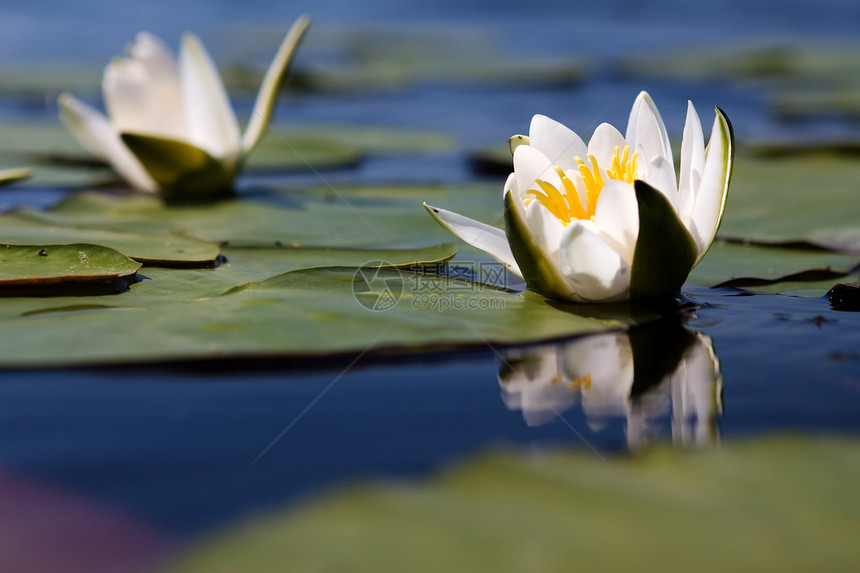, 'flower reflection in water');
499,319,722,448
